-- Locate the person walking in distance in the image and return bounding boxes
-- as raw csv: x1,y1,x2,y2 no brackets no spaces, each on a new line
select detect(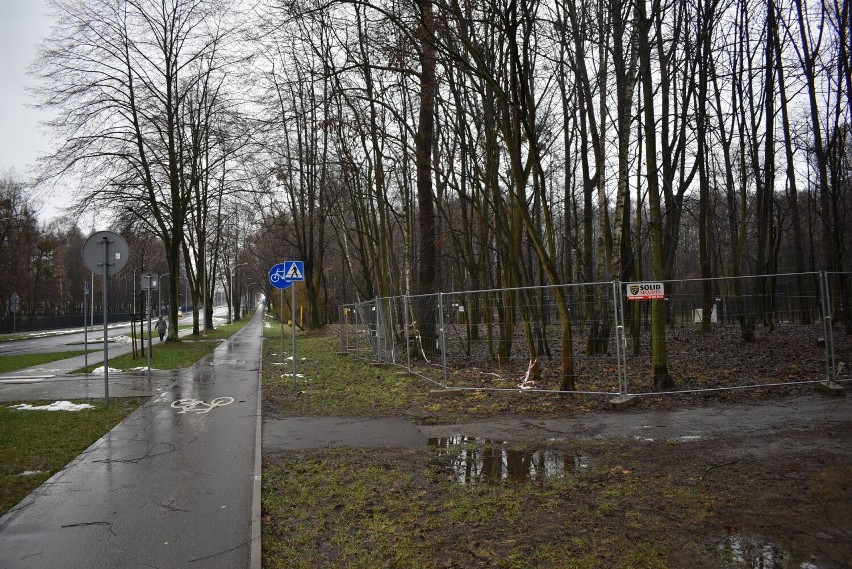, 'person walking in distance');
155,316,167,342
